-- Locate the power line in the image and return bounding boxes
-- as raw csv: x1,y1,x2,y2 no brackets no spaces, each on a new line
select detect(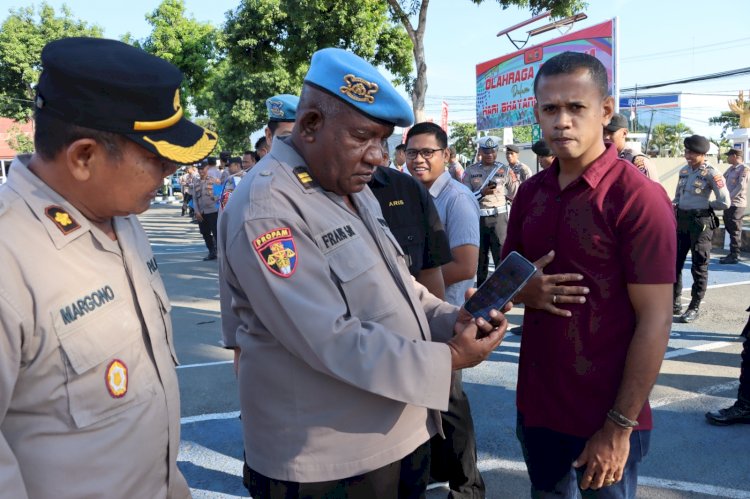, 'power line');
621,67,750,92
